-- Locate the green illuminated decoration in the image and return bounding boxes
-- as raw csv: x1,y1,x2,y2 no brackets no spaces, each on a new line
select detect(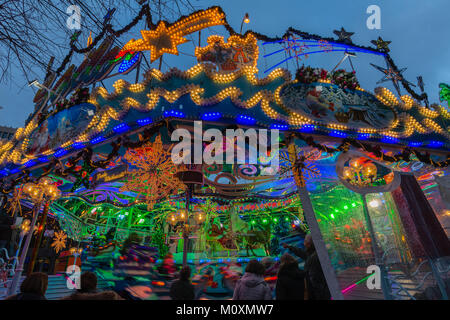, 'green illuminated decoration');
440,83,450,106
